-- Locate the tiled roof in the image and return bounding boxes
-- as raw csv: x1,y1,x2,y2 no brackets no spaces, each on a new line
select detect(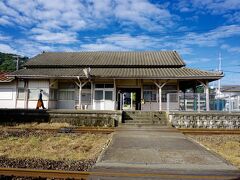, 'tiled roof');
221,85,240,92
10,67,223,80
0,71,14,82
25,51,186,68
